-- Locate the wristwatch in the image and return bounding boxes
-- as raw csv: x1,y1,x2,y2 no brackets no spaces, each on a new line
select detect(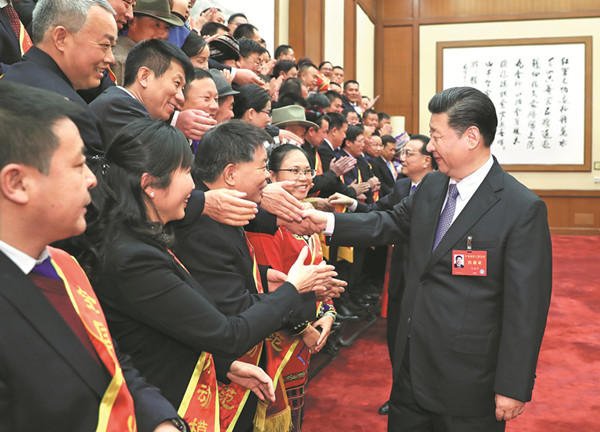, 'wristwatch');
169,418,188,431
